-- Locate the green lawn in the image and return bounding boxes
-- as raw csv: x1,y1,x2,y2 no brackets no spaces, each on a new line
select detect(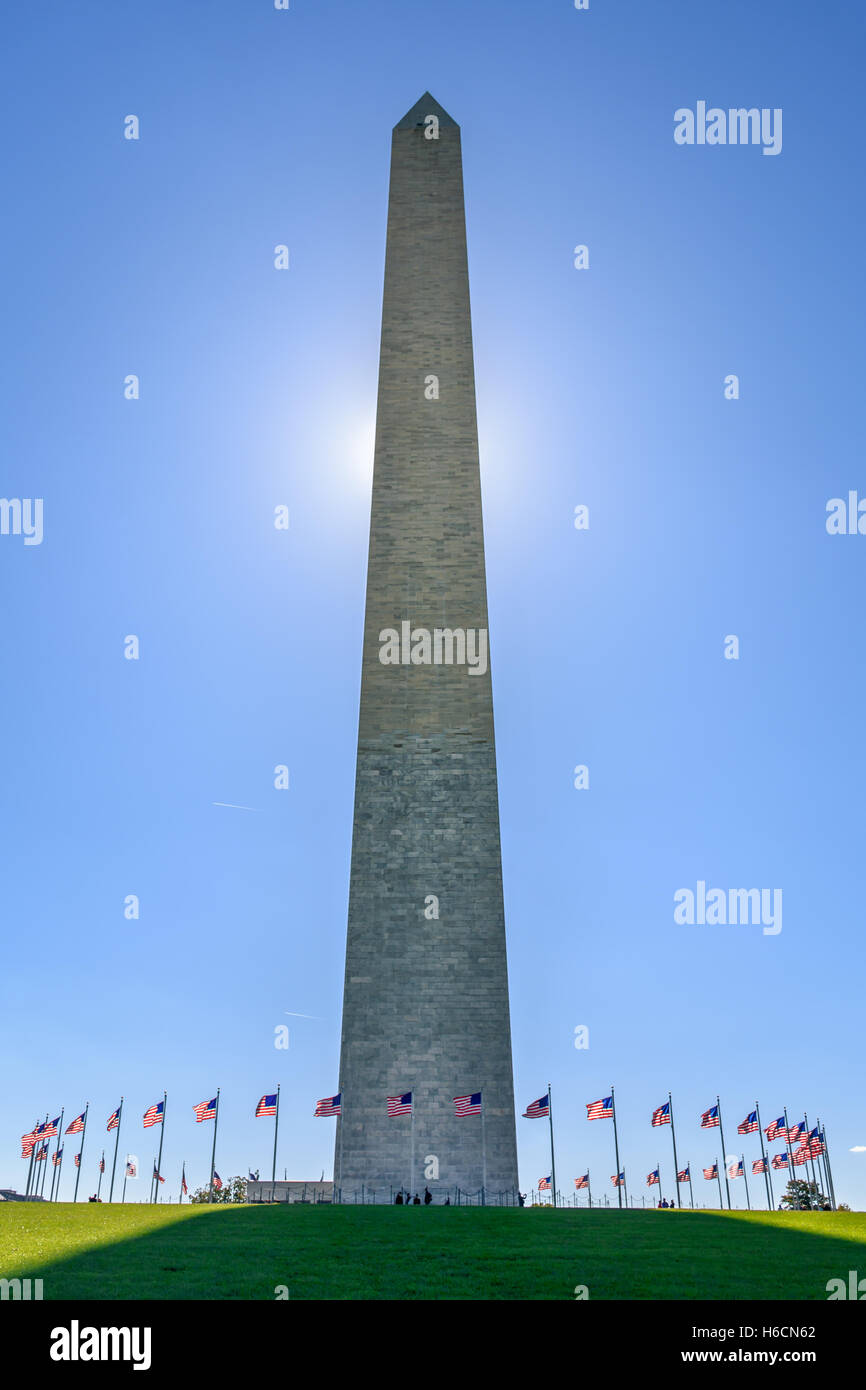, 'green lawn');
1,1204,863,1300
